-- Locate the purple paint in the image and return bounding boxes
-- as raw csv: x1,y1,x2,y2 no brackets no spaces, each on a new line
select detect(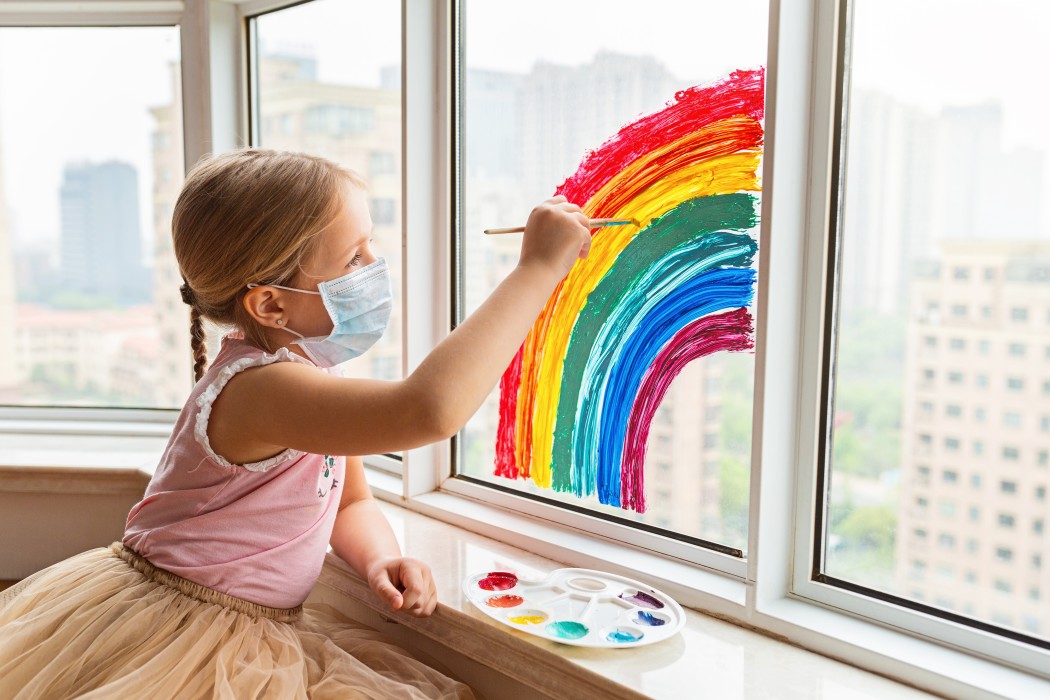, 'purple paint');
619,590,664,609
